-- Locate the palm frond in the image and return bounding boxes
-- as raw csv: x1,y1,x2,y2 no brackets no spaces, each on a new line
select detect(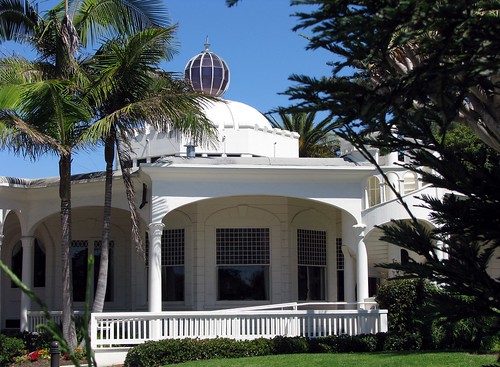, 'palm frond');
0,110,62,158
71,0,170,48
0,0,39,43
